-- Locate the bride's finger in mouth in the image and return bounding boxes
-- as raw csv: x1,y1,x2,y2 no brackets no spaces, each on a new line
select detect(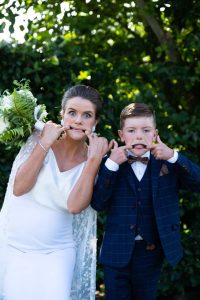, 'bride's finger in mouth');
67,126,88,133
